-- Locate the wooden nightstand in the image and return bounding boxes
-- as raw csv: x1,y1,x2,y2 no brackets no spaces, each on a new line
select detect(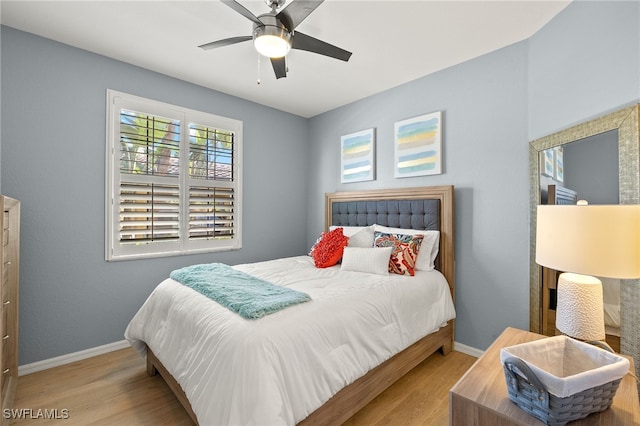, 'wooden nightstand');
449,327,639,425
